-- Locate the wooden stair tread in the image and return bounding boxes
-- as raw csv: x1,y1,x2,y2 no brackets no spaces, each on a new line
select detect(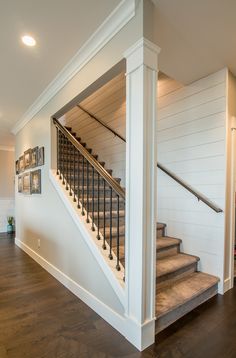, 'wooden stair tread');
156,272,219,318
156,253,199,278
157,237,182,250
